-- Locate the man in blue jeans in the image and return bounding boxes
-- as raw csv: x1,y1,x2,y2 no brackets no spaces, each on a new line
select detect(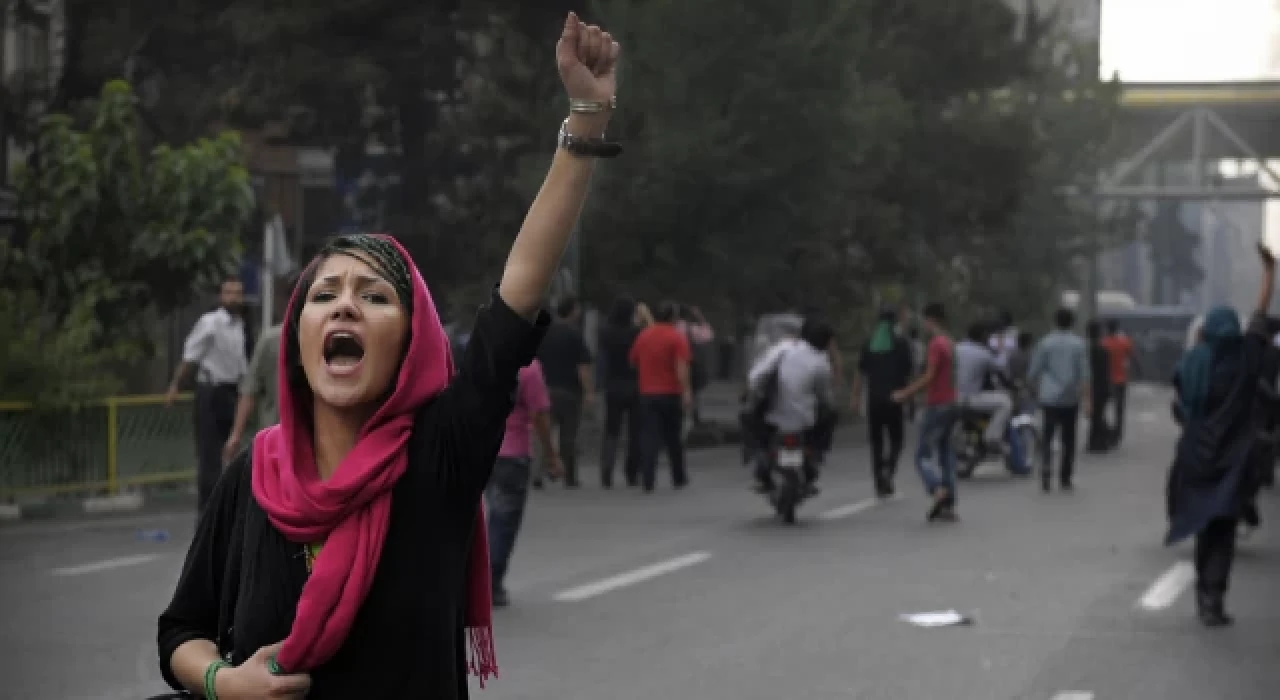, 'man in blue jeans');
486,359,562,607
893,302,959,522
